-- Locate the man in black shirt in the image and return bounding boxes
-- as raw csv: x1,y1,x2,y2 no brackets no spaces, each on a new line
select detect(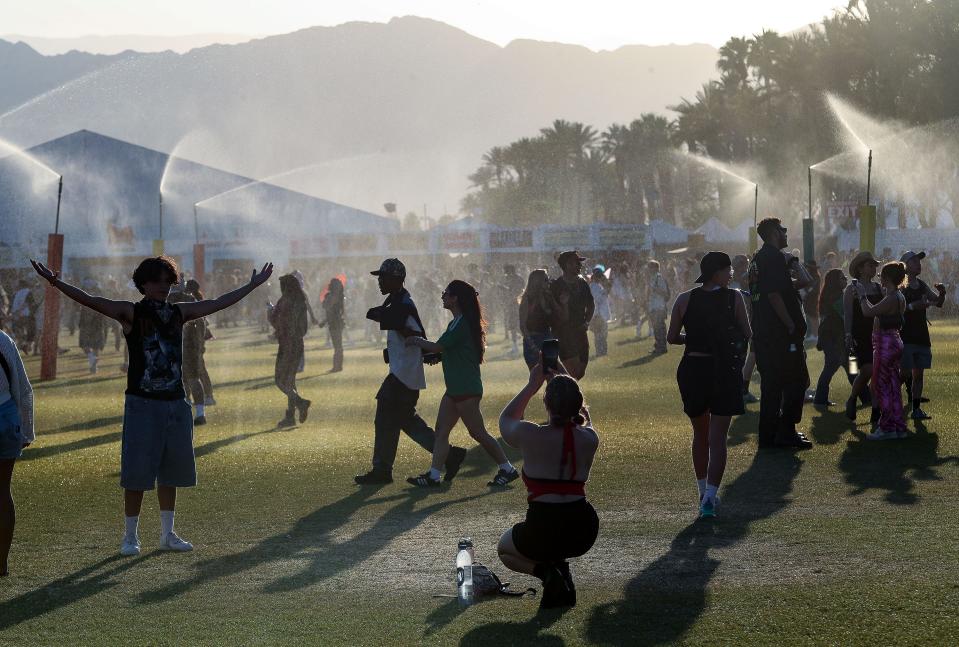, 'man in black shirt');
747,218,813,449
898,251,946,420
550,250,594,380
